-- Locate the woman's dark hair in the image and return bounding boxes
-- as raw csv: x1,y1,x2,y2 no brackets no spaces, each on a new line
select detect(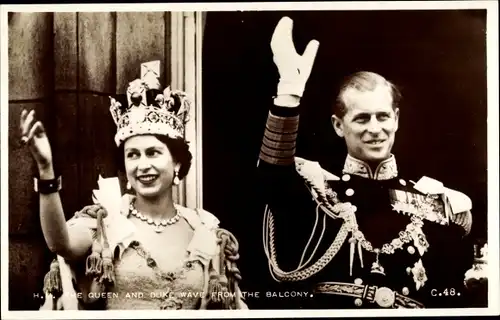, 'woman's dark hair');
116,134,193,181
